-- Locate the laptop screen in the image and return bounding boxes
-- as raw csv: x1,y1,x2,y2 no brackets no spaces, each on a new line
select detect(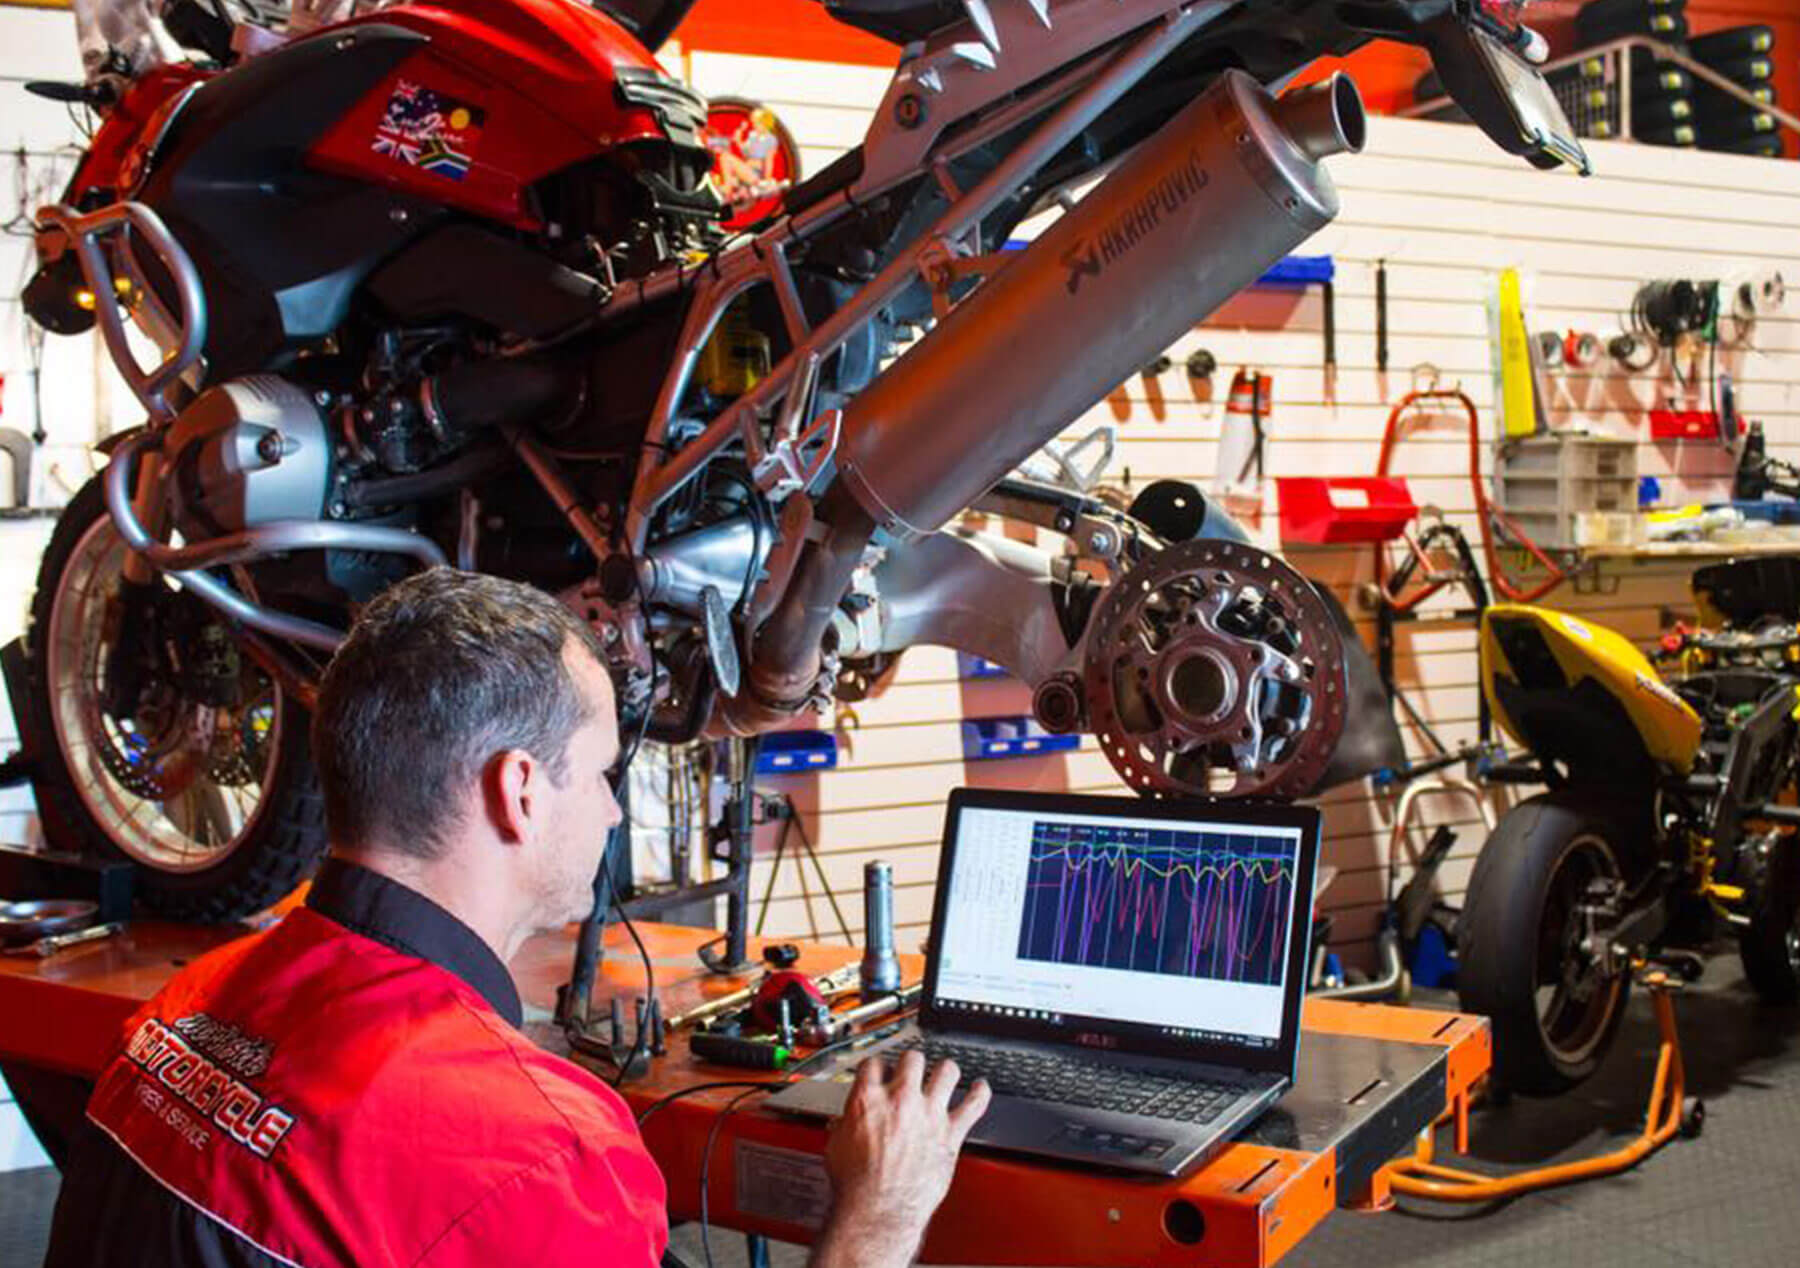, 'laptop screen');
921,789,1319,1075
